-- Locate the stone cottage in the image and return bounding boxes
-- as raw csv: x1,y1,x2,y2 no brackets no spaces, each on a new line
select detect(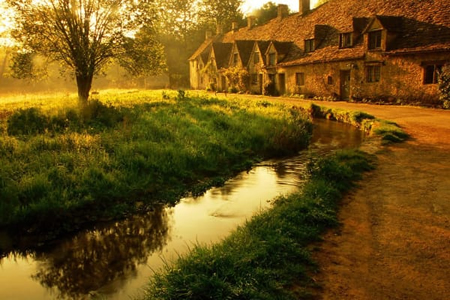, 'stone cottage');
189,0,450,104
